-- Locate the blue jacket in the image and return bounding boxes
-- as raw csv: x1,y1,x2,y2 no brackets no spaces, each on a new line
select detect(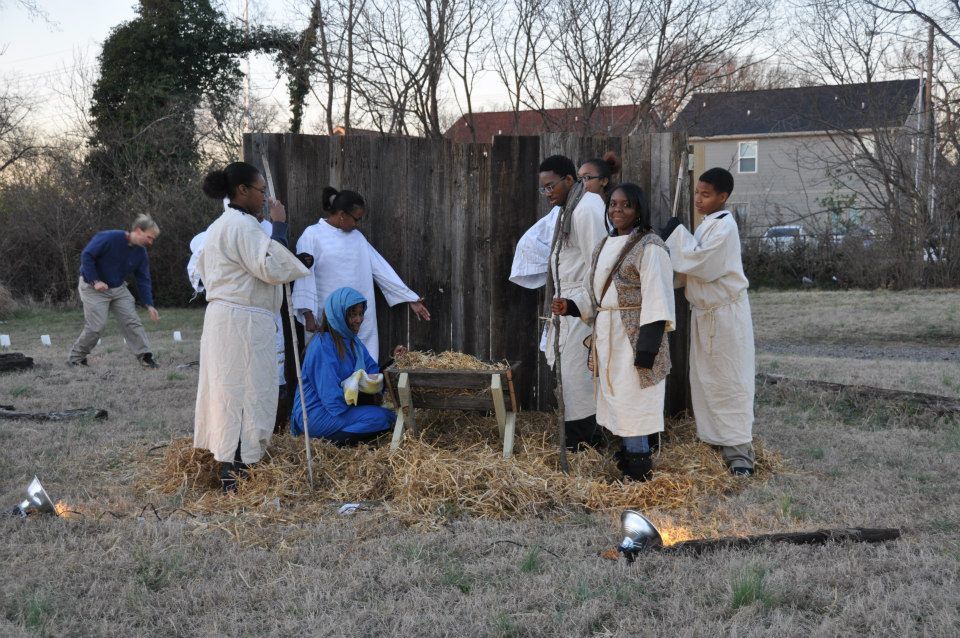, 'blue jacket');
79,230,154,306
